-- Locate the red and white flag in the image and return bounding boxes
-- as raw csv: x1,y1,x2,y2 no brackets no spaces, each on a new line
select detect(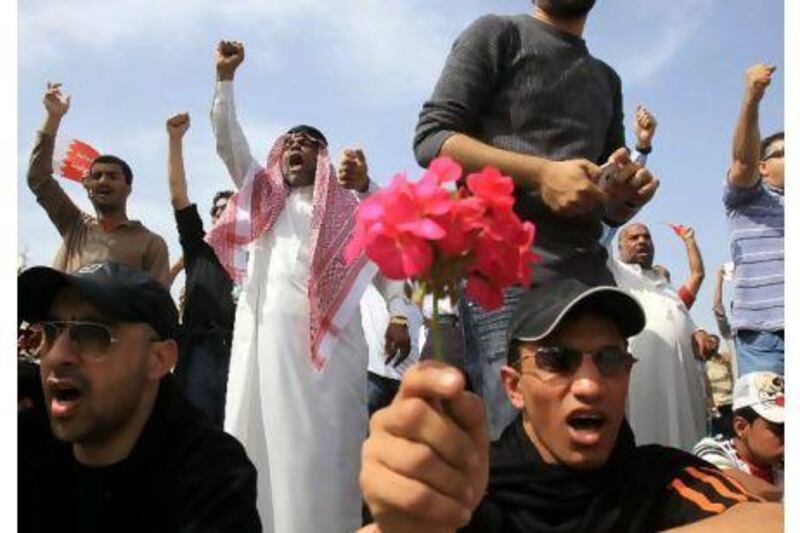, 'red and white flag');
56,139,100,182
